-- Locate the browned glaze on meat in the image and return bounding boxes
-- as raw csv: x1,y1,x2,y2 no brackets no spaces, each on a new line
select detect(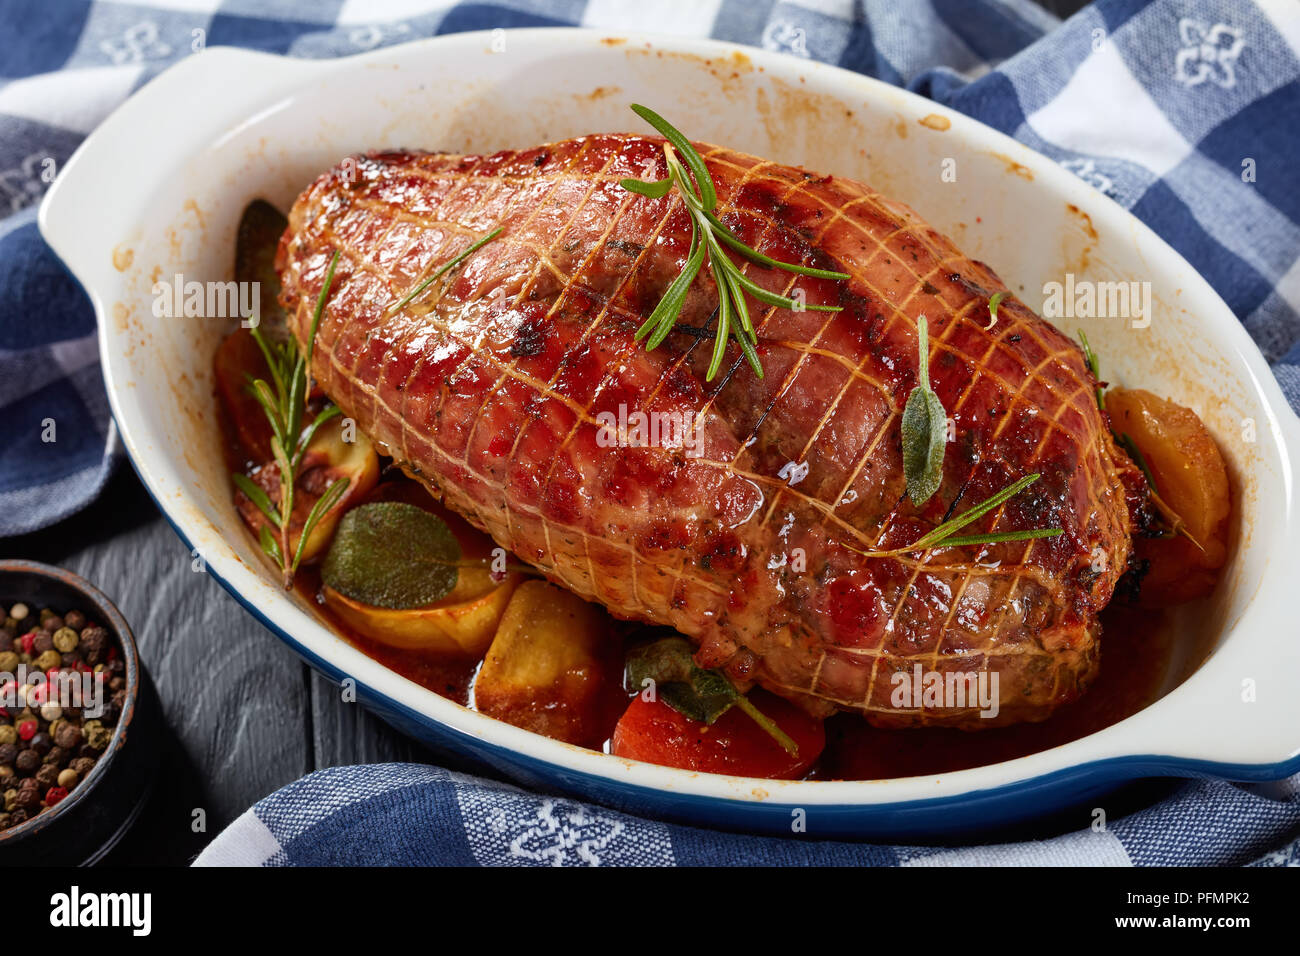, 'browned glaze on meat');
277,133,1144,729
